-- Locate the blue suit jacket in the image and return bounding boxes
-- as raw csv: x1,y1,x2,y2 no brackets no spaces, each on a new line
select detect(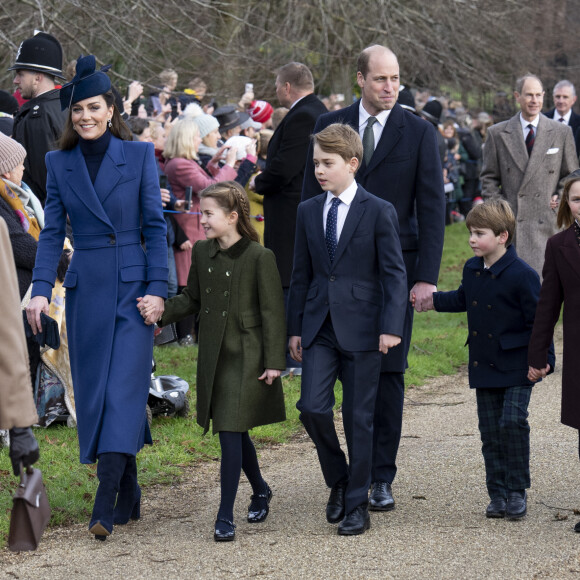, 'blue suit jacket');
287,186,407,352
433,245,555,389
